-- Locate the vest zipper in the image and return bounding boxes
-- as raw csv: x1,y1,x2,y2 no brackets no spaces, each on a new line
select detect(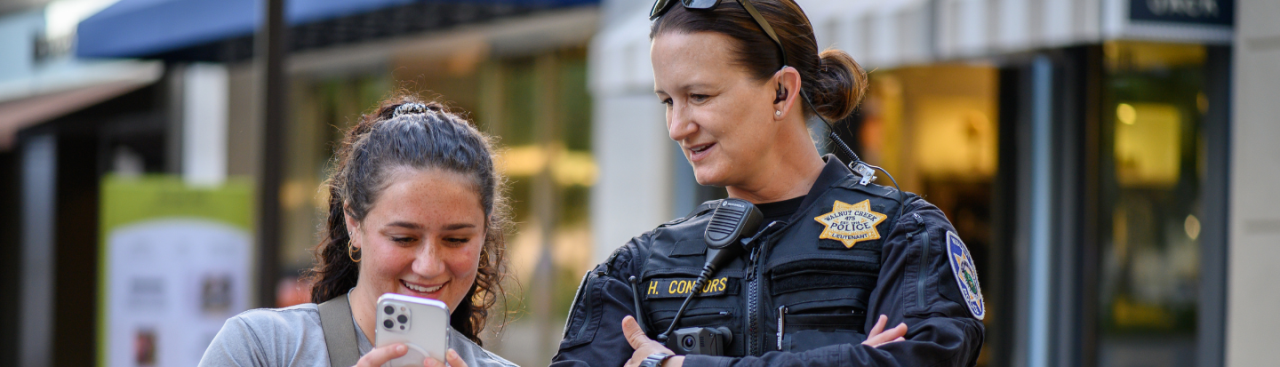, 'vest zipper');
746,242,763,355
744,221,784,356
913,213,929,310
